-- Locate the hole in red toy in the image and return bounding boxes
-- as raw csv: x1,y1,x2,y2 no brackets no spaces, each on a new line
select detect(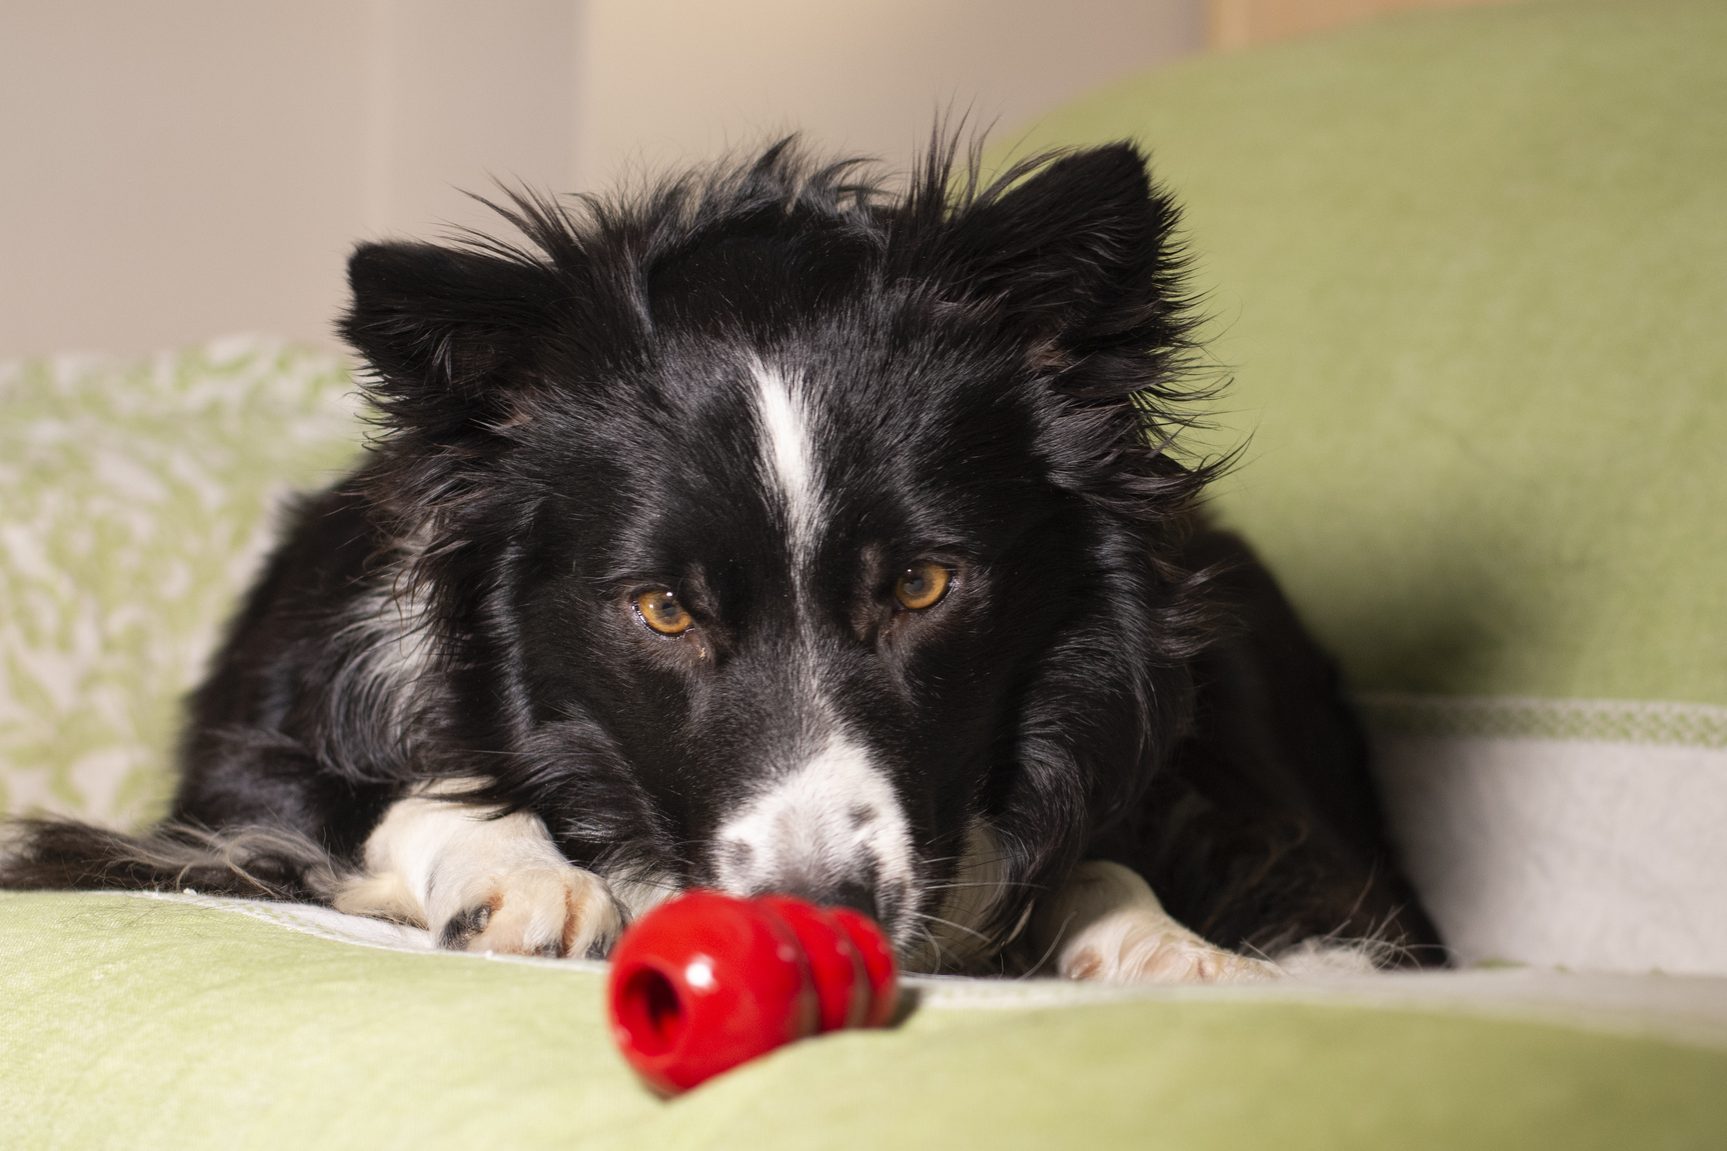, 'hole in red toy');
615,964,686,1057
